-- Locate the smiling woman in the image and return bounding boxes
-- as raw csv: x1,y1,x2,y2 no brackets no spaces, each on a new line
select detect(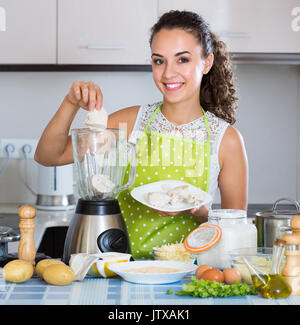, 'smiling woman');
34,10,248,259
